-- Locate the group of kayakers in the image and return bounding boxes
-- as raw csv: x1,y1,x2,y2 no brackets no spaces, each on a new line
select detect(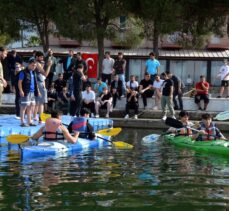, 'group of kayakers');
167,111,226,141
